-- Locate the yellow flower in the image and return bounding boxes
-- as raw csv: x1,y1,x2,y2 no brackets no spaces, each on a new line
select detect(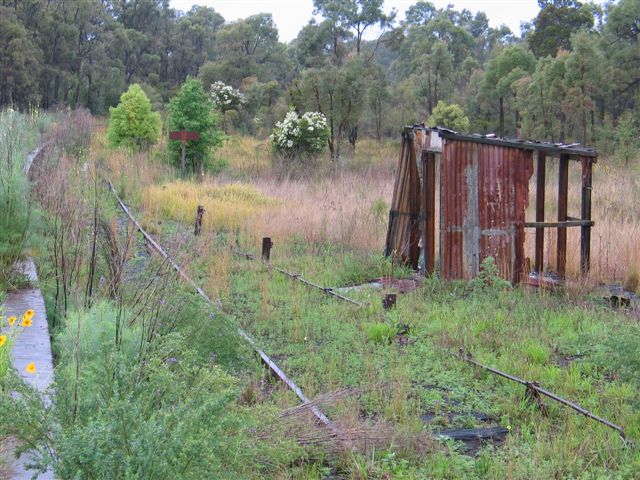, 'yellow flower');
8,316,17,326
23,309,35,319
21,317,33,327
25,362,36,374
0,335,6,347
